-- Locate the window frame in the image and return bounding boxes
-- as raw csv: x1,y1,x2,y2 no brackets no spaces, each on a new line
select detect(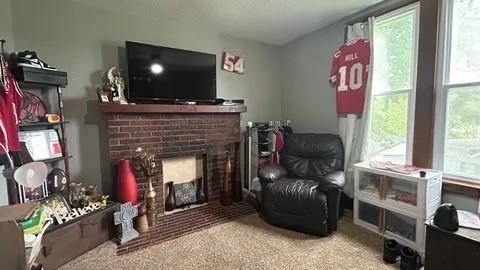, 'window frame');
433,0,480,182
367,3,420,164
